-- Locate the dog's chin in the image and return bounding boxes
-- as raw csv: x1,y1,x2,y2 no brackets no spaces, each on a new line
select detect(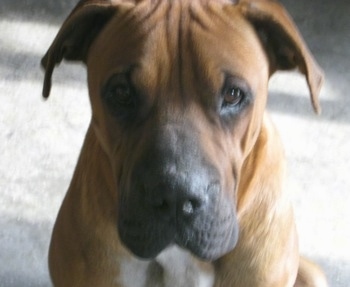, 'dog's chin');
175,233,239,261
121,236,173,260
119,225,239,261
124,241,238,262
